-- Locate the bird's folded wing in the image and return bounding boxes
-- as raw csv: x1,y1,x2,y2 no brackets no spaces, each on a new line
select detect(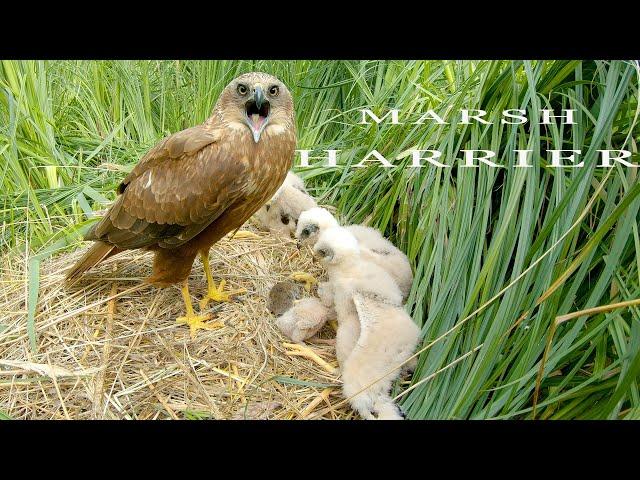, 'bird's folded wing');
352,292,382,346
88,125,249,249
